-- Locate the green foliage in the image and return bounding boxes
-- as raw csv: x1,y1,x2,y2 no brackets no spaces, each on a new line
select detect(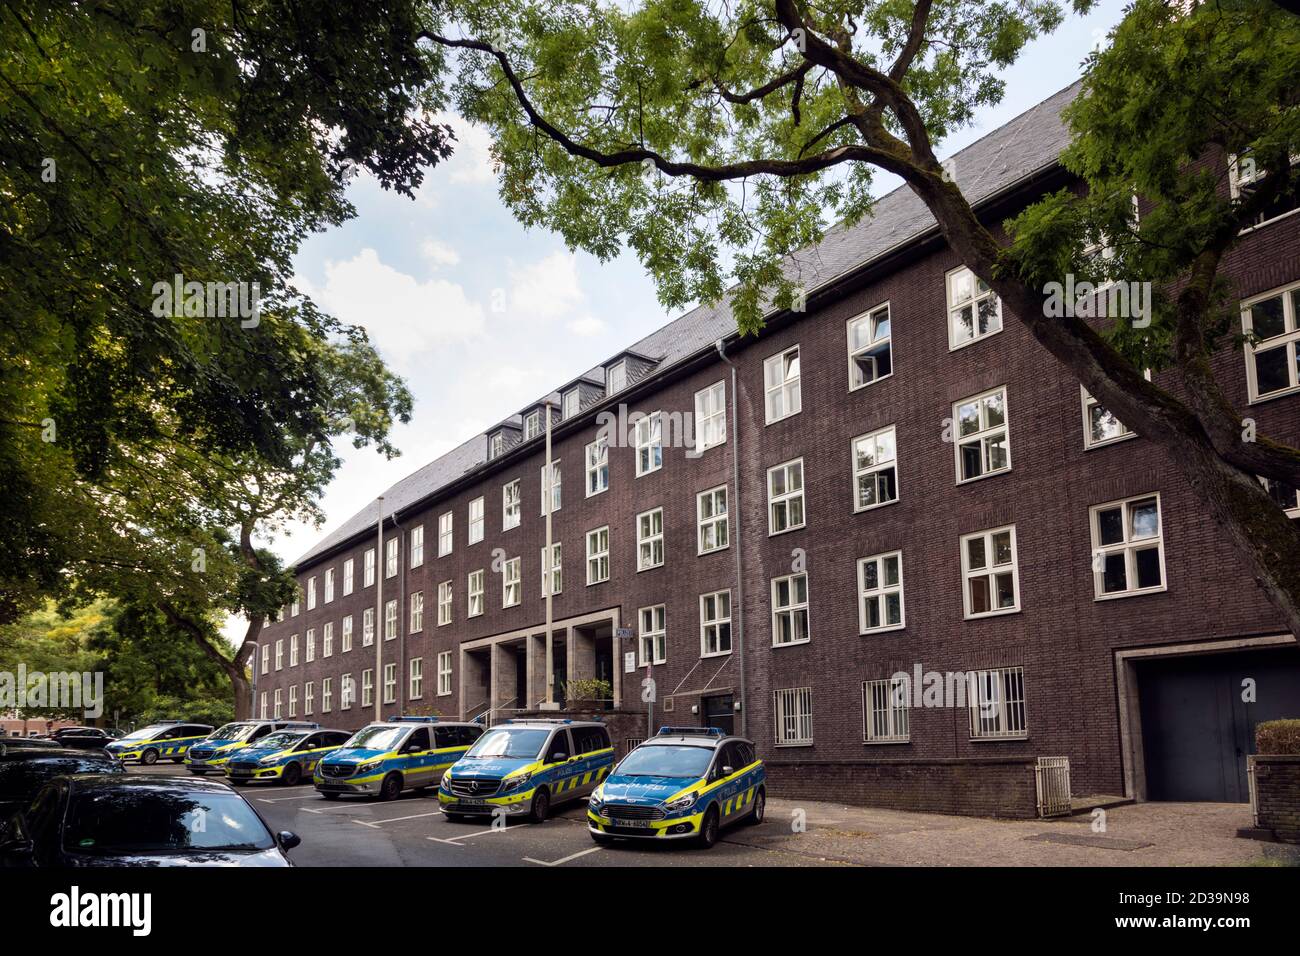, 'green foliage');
563,678,613,701
1257,719,1300,756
